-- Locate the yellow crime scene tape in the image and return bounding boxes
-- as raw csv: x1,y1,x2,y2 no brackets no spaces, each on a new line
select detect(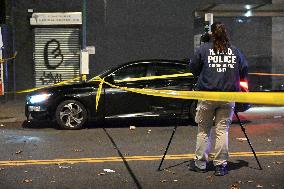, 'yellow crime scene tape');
101,79,284,106
114,73,193,82
9,72,284,110
0,53,17,63
249,72,284,77
92,74,284,111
